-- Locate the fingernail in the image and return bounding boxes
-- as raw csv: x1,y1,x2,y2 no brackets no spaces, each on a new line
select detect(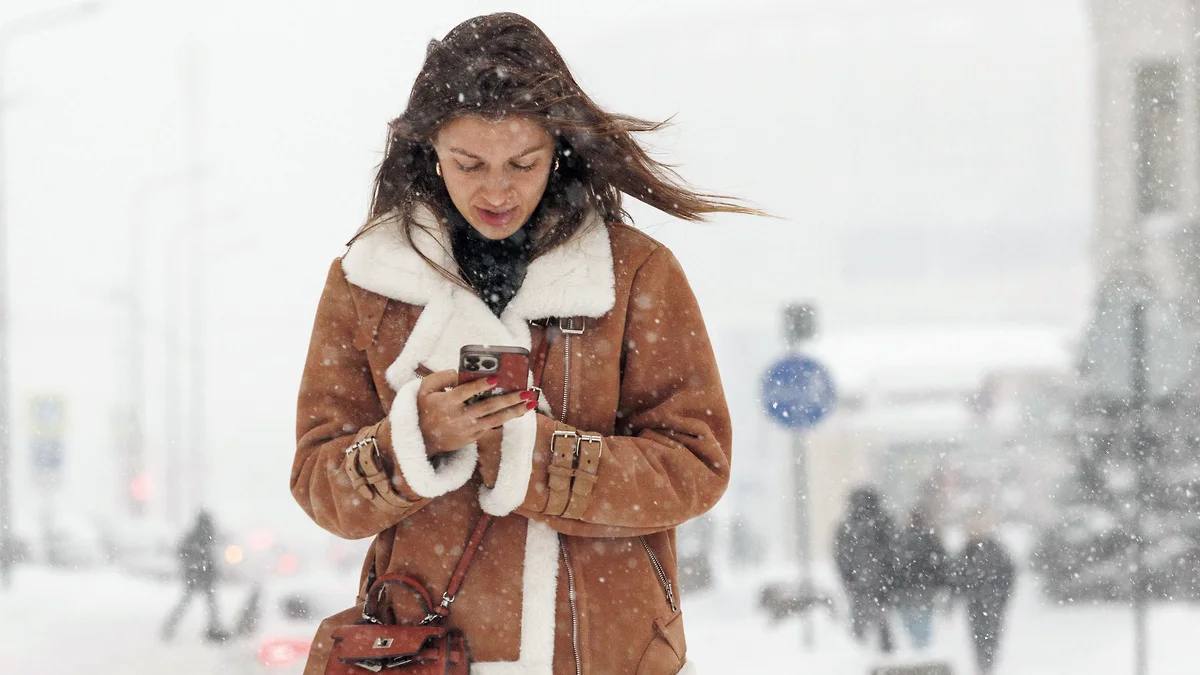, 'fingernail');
526,401,537,410
520,390,535,401
487,376,499,385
